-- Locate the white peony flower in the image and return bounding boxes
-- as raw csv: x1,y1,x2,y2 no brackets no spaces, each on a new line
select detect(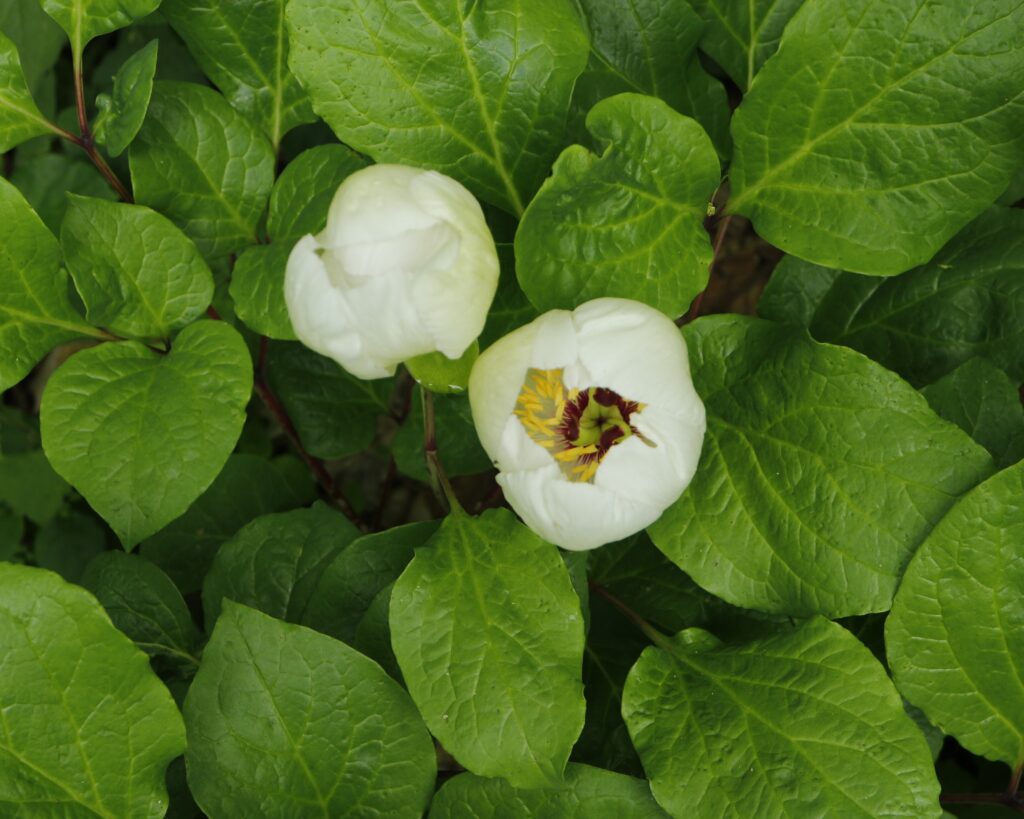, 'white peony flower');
469,298,706,551
285,164,500,379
